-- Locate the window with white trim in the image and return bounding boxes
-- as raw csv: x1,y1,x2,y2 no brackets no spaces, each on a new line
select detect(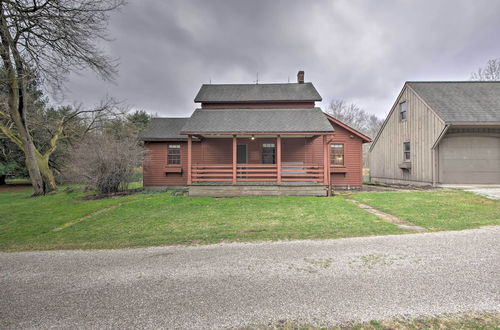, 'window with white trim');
167,144,181,165
331,144,344,166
